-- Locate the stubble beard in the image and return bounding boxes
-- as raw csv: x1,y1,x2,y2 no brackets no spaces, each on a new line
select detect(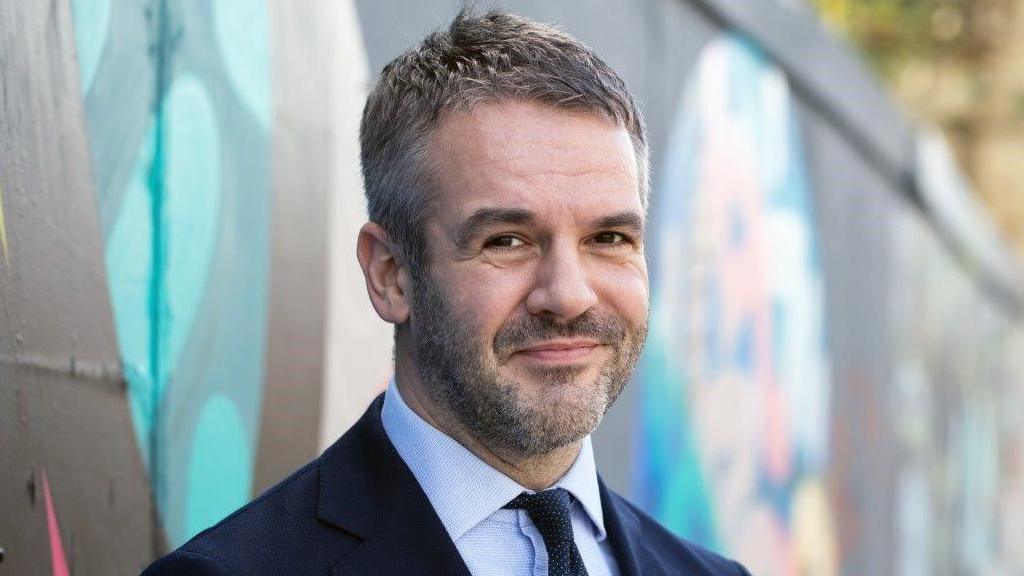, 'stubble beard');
408,272,648,459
